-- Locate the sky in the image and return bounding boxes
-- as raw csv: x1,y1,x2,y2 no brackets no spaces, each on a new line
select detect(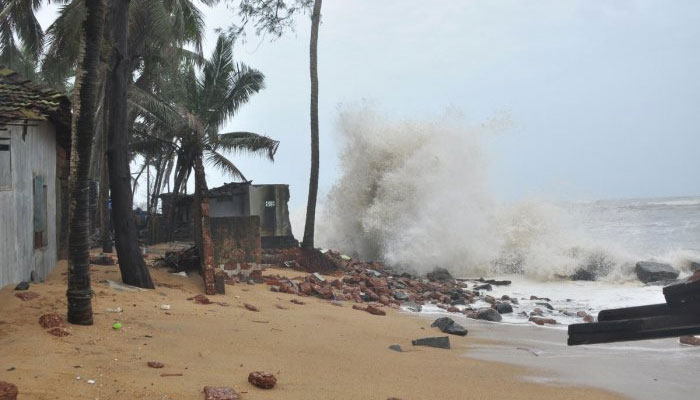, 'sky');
37,0,700,210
